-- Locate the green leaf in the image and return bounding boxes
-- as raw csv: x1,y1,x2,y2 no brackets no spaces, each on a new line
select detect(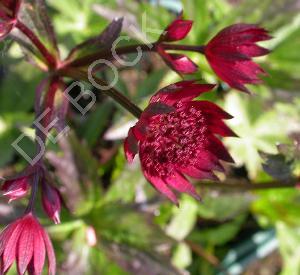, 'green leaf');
182,0,230,44
252,189,300,226
89,244,129,275
262,67,300,92
136,69,166,99
224,92,288,179
166,195,198,241
269,20,300,74
197,191,252,221
277,222,300,275
78,101,114,147
189,215,246,246
90,203,173,251
0,112,34,167
47,0,104,45
0,61,41,113
105,159,146,204
172,242,192,269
